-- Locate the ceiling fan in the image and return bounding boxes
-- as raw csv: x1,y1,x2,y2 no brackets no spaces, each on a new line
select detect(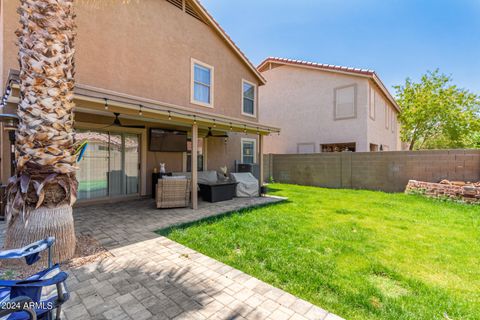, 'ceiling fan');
205,127,228,138
108,112,145,129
